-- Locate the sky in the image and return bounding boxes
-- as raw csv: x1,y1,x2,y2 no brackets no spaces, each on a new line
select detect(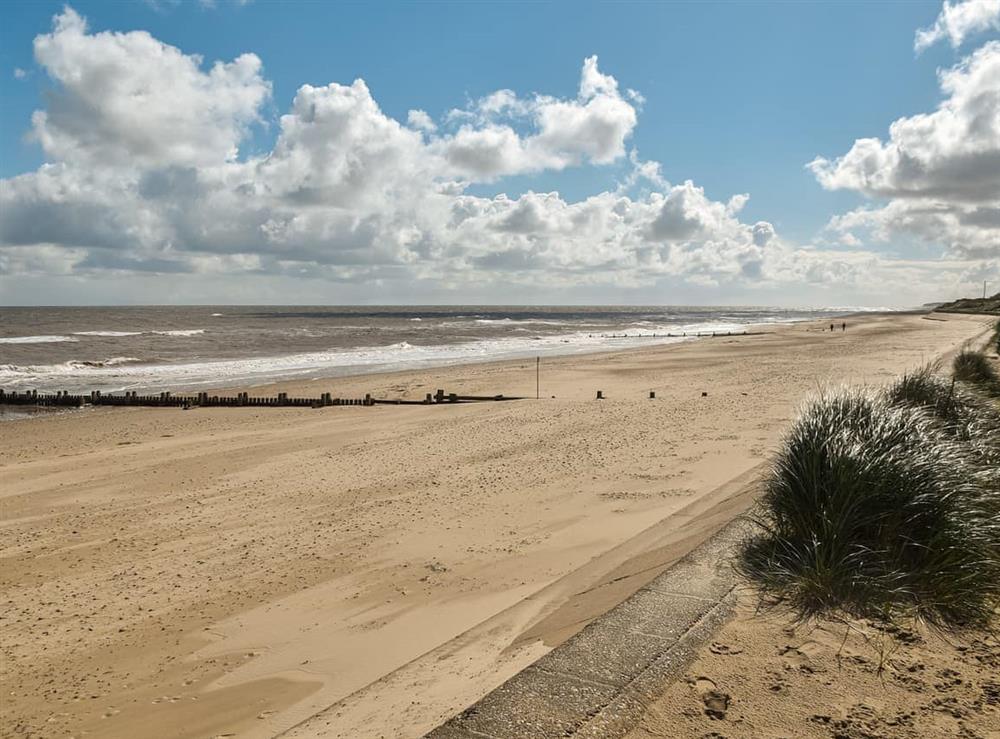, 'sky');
0,0,998,307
